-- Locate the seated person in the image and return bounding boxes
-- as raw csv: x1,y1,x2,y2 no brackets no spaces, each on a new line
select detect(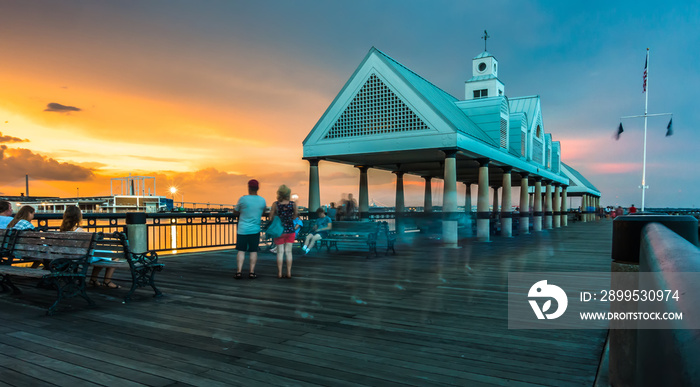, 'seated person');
8,206,39,266
60,205,121,289
0,200,13,229
302,208,332,254
7,205,35,230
